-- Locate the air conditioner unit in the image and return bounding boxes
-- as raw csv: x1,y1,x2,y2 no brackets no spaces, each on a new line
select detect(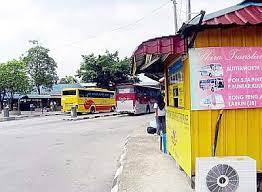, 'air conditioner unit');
195,156,256,192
